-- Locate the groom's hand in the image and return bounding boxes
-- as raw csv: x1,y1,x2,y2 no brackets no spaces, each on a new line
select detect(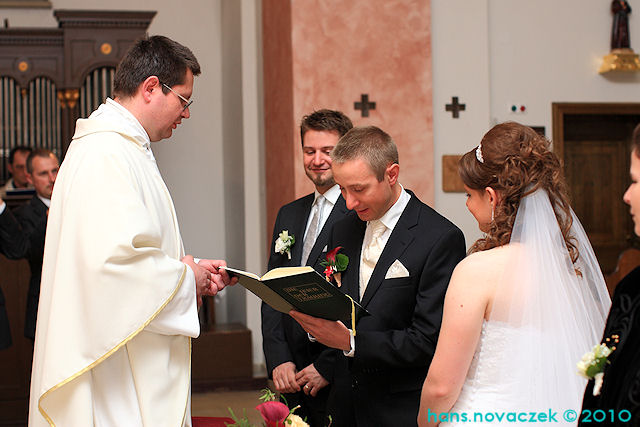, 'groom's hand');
295,363,329,397
289,310,351,351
